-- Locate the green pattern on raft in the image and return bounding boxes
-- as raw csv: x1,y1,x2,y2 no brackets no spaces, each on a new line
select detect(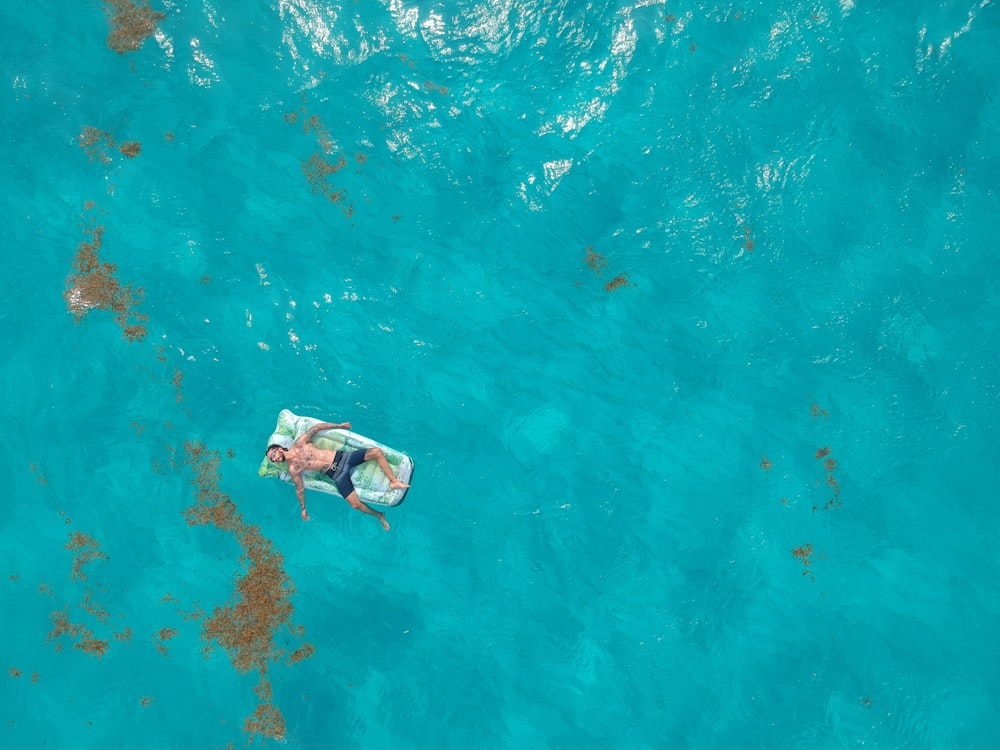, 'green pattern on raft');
258,409,413,507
